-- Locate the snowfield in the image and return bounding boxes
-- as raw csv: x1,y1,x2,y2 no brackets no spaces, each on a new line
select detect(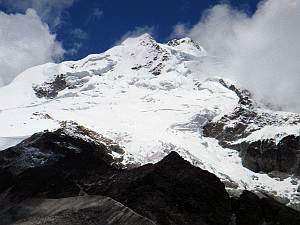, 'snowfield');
0,34,299,207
